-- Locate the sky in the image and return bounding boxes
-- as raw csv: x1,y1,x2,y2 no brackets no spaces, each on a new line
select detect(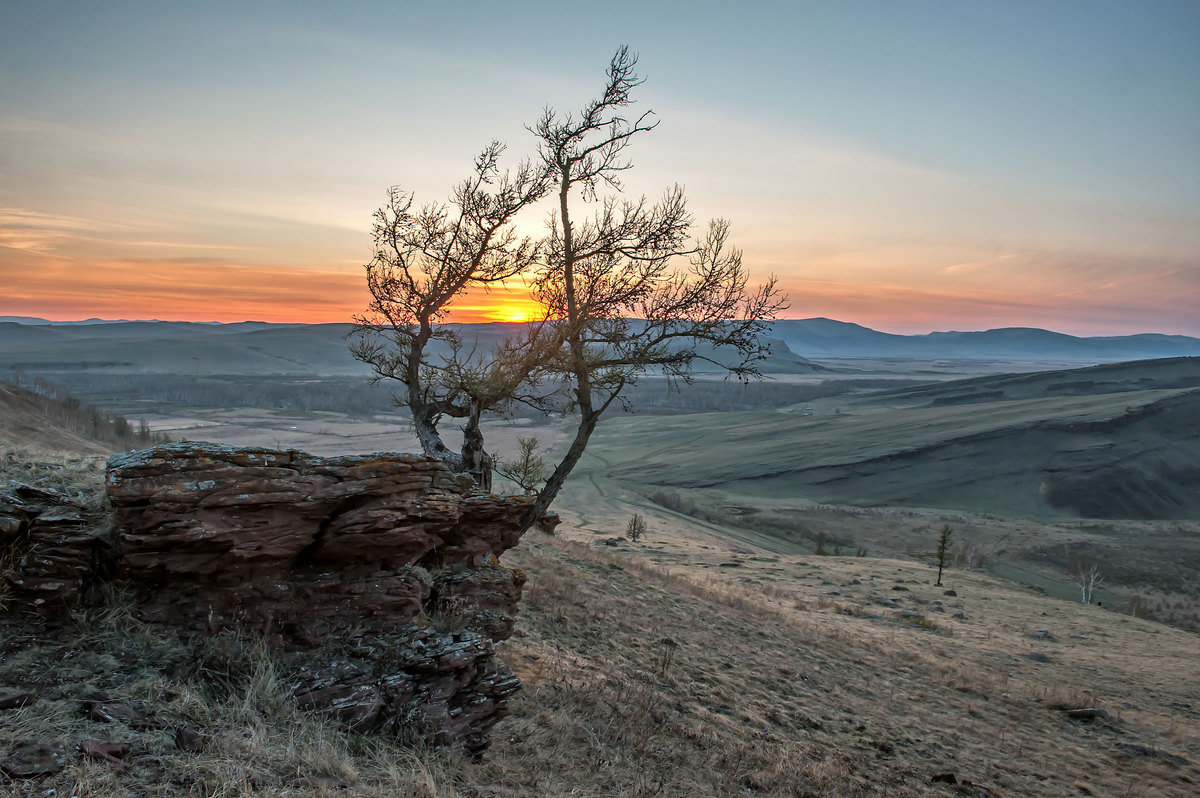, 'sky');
1,0,1198,336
